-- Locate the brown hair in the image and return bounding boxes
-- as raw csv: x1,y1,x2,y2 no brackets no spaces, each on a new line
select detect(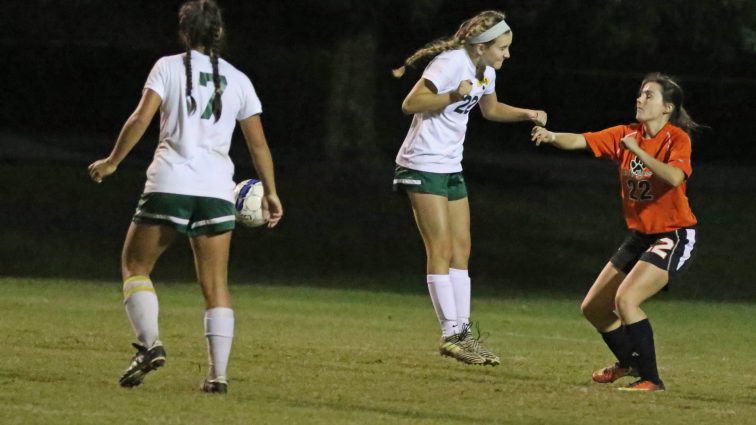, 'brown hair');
392,10,508,78
640,73,702,134
179,0,225,122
